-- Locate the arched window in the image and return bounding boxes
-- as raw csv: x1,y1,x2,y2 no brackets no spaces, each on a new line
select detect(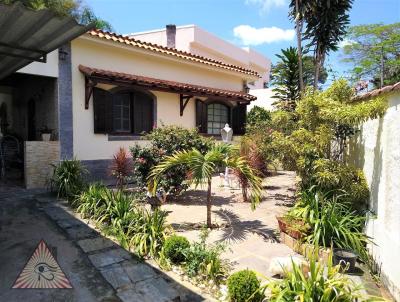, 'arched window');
93,87,154,134
207,103,229,135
